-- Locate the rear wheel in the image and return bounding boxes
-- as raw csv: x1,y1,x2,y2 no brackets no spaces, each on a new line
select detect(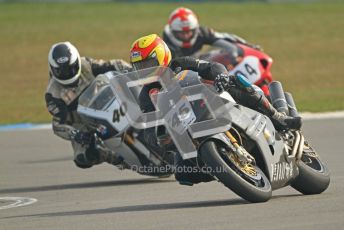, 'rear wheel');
291,143,330,194
199,140,271,203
